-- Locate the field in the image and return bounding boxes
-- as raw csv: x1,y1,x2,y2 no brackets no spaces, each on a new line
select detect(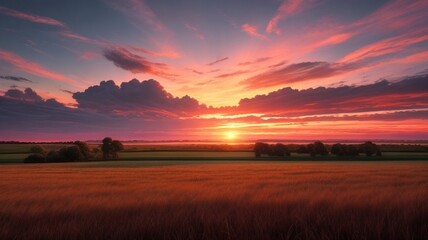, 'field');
0,161,427,239
1,143,428,163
